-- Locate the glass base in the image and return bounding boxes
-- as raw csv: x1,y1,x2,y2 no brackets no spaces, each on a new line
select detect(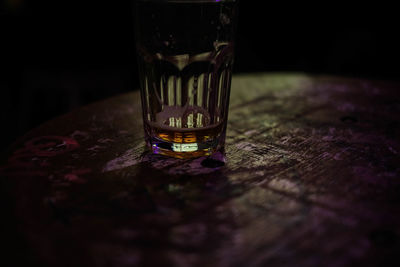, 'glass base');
147,137,221,159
